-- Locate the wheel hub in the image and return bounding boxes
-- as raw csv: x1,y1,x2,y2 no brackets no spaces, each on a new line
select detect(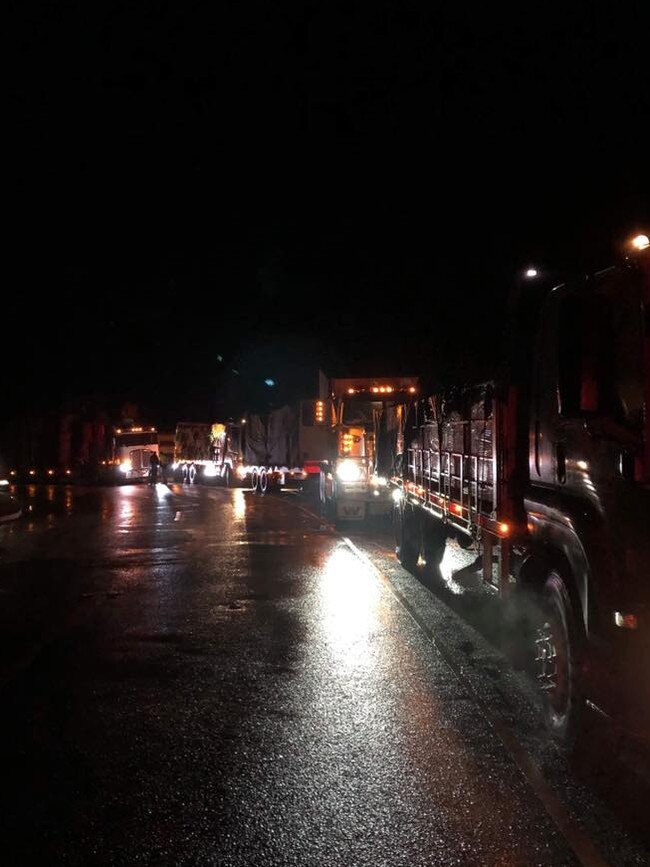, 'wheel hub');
535,615,568,710
535,621,558,692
